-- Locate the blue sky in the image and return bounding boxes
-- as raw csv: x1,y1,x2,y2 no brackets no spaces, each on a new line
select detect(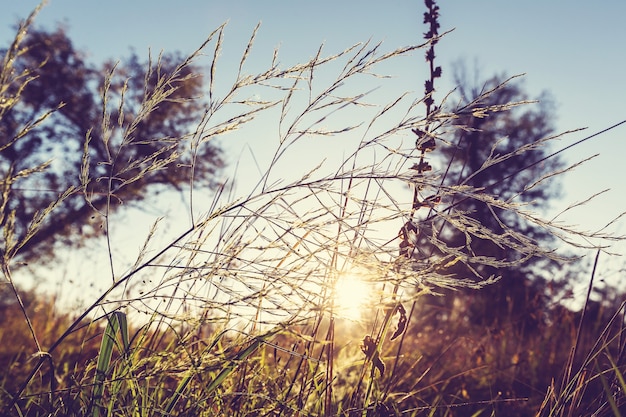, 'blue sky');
2,1,626,295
